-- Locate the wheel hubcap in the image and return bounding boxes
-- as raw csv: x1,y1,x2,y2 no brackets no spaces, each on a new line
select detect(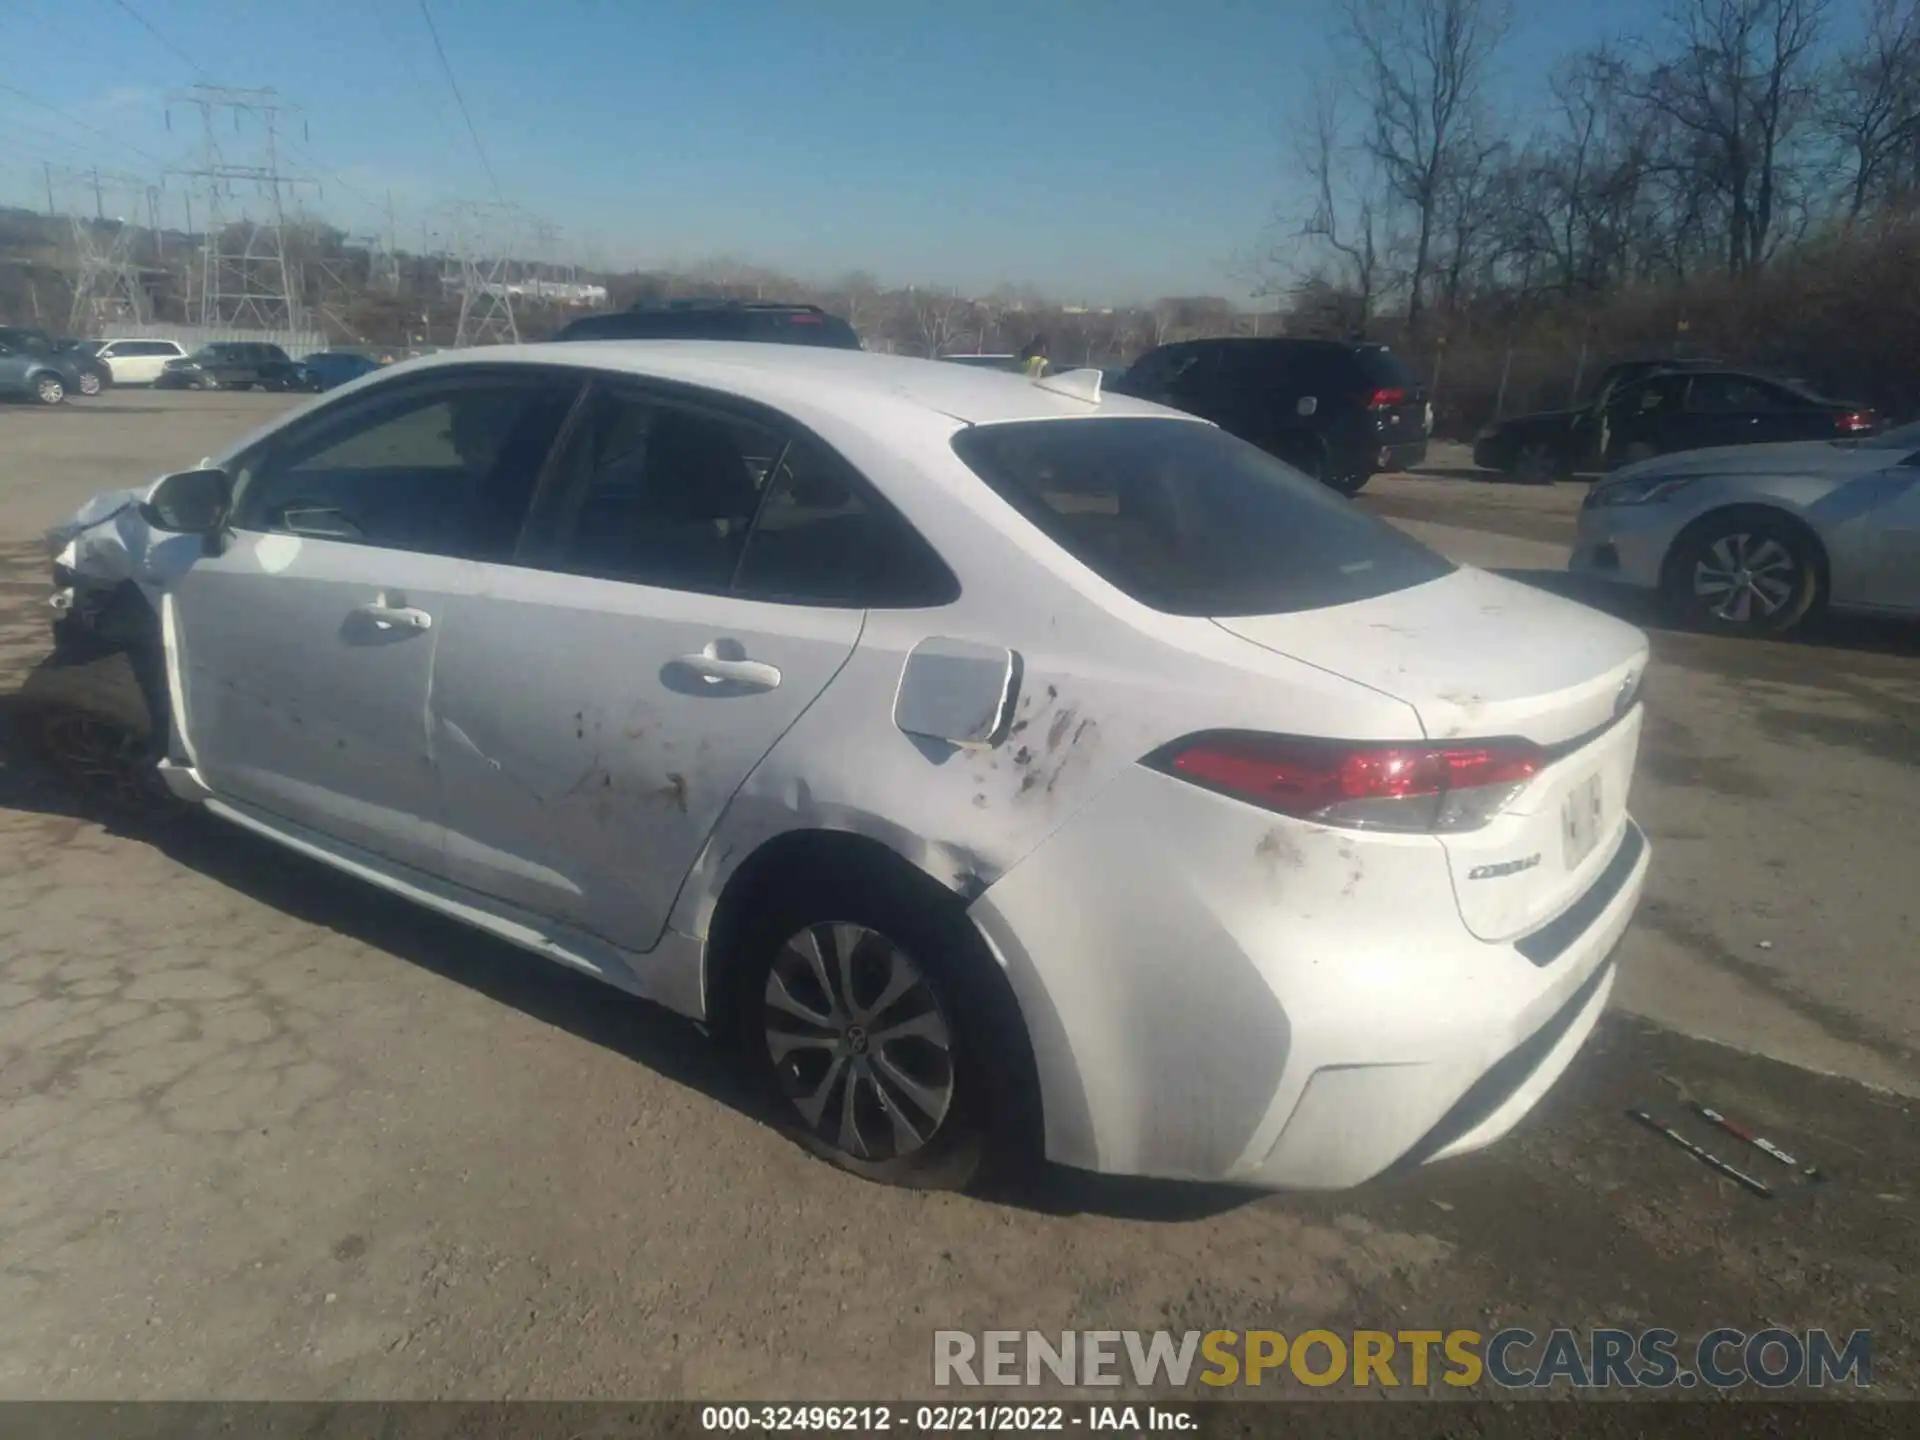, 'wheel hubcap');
762,922,955,1162
1693,532,1795,623
81,374,100,394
